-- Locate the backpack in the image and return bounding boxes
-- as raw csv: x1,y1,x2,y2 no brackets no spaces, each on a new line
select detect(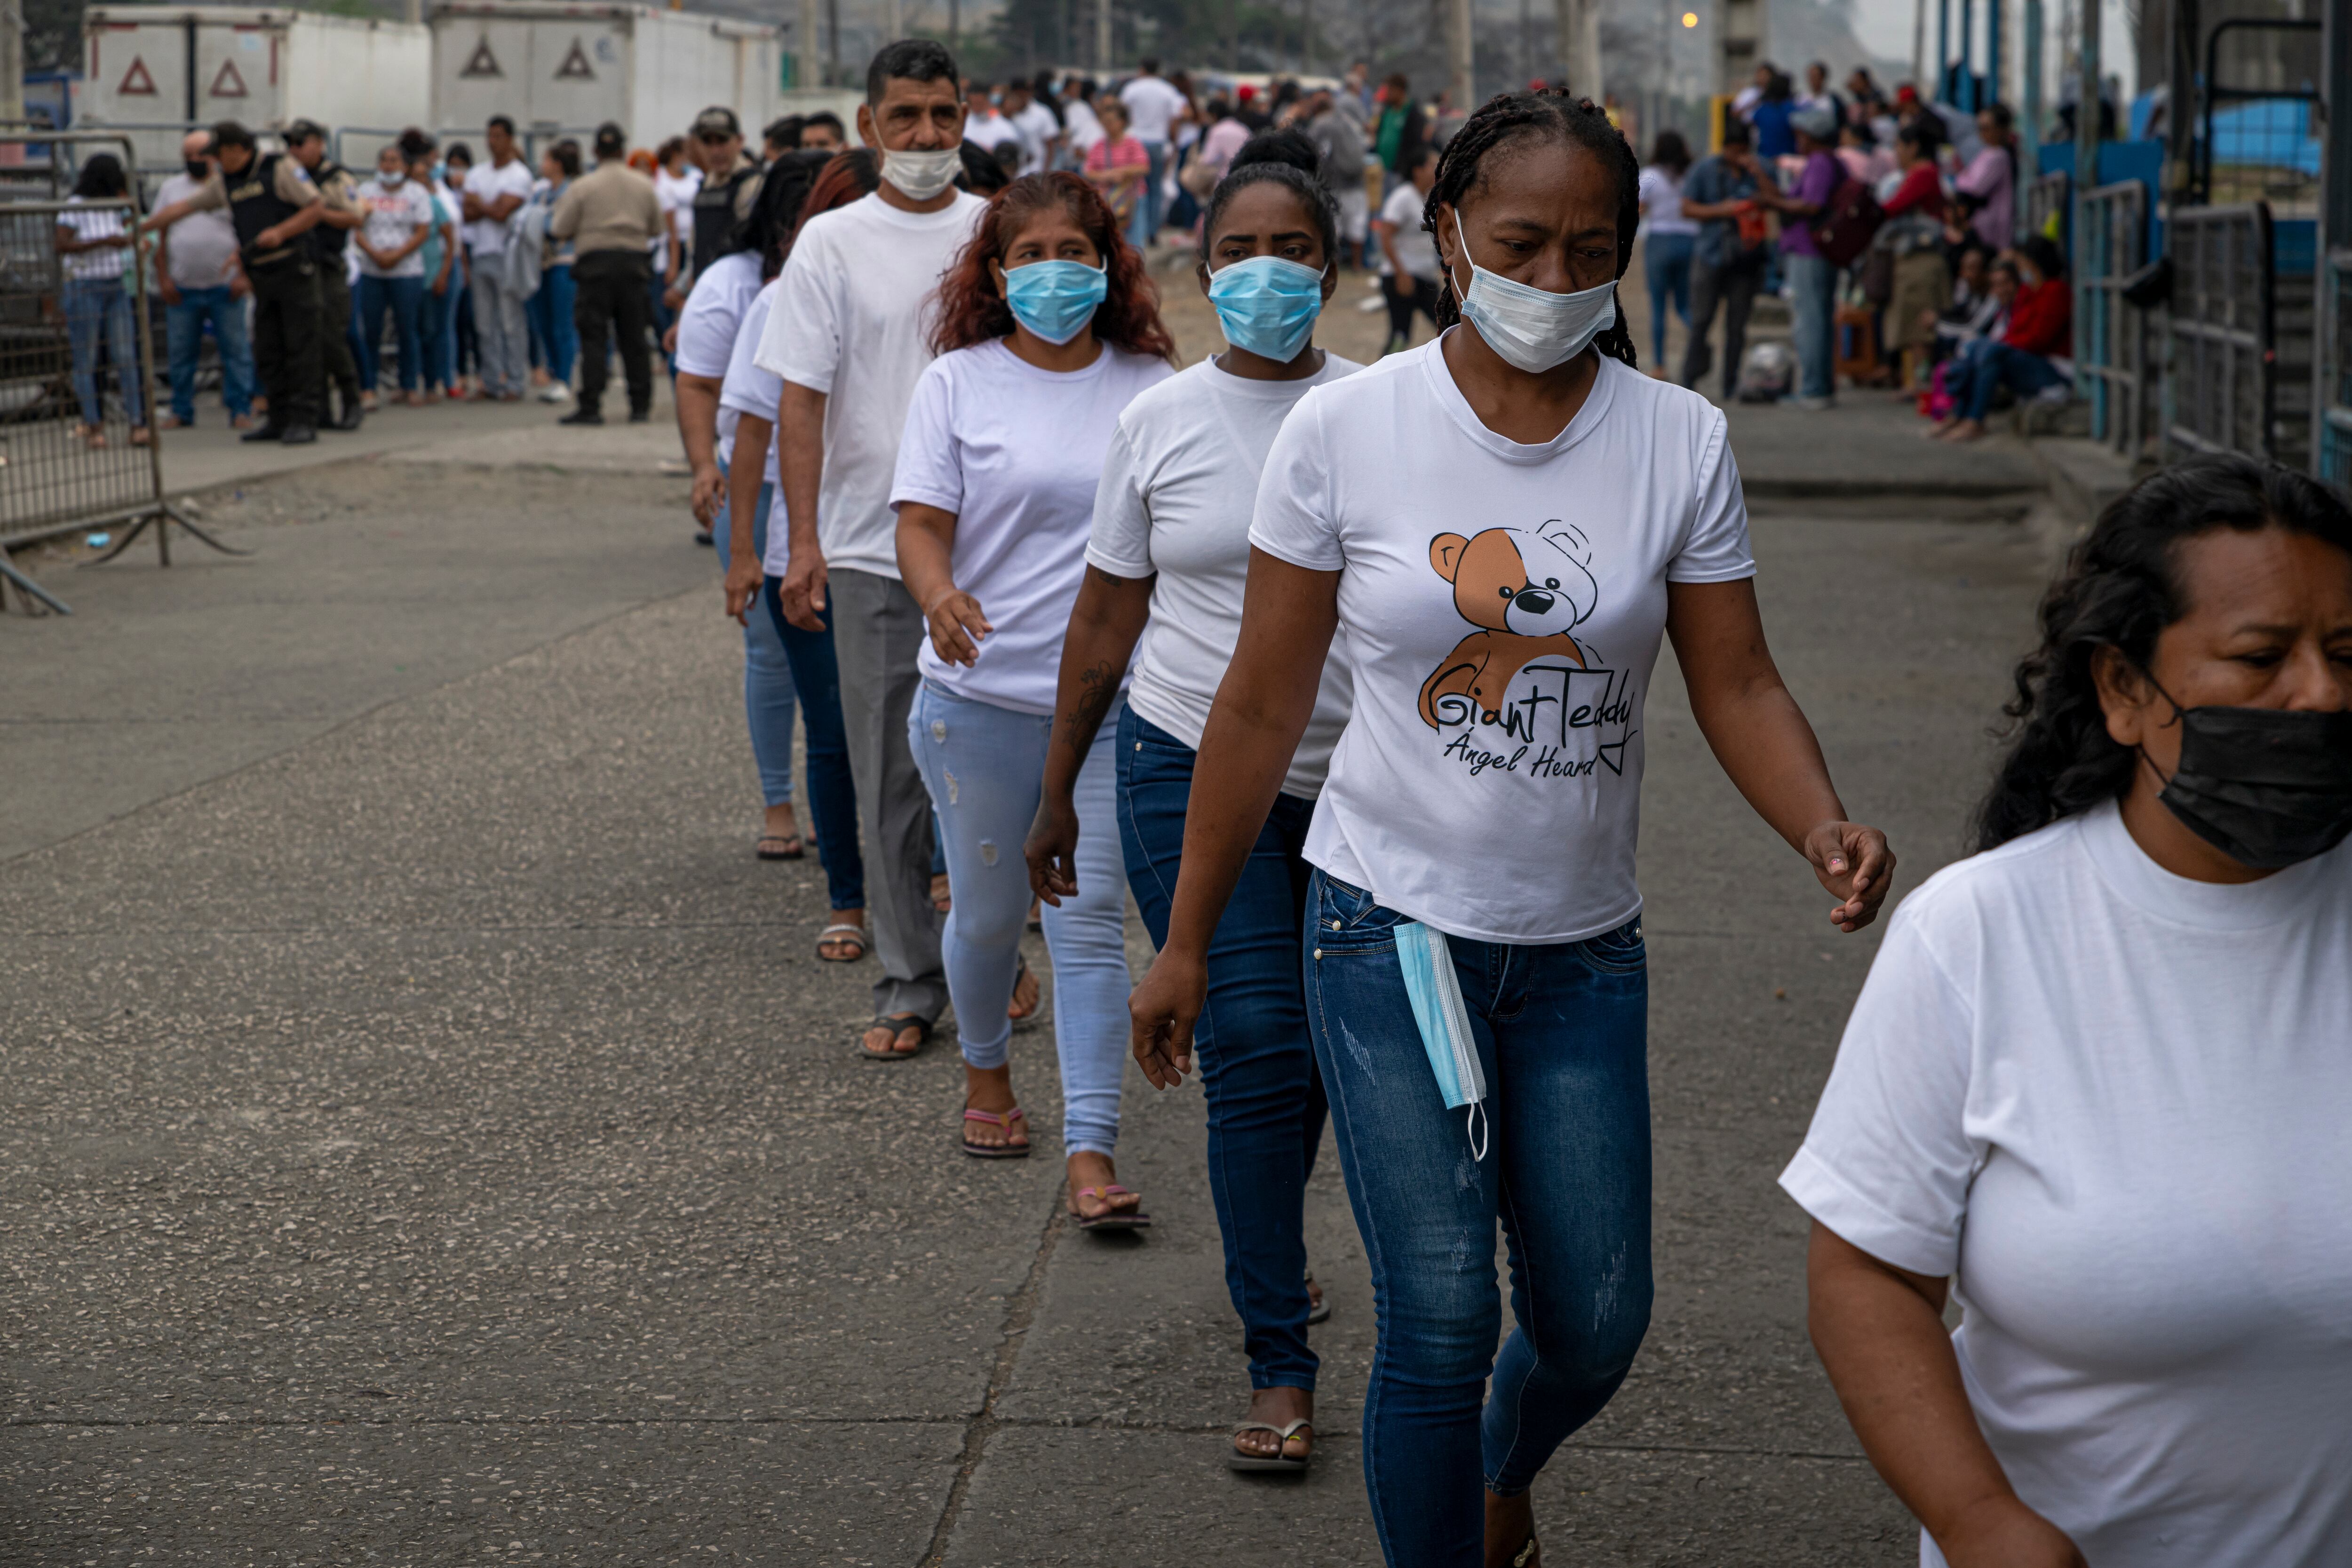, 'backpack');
1809,176,1884,267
